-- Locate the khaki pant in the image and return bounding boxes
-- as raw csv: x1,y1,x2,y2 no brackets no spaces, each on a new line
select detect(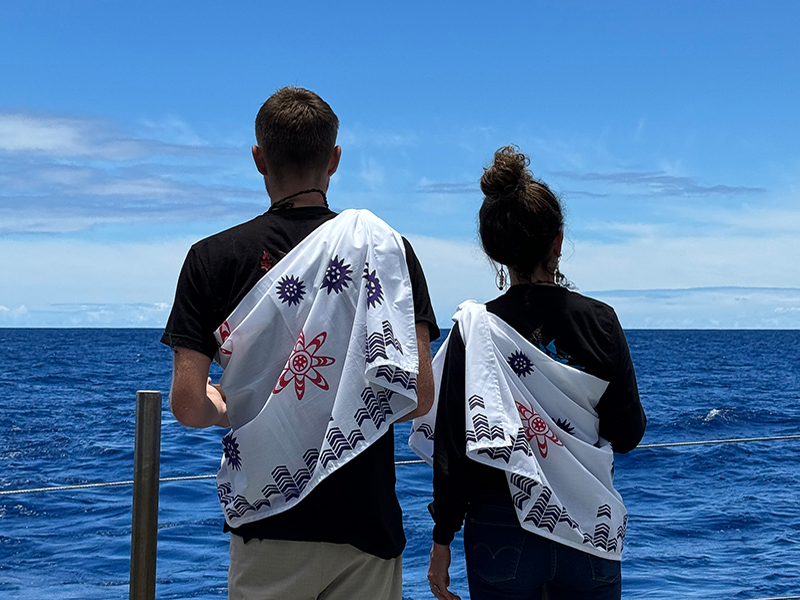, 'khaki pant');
228,535,403,600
